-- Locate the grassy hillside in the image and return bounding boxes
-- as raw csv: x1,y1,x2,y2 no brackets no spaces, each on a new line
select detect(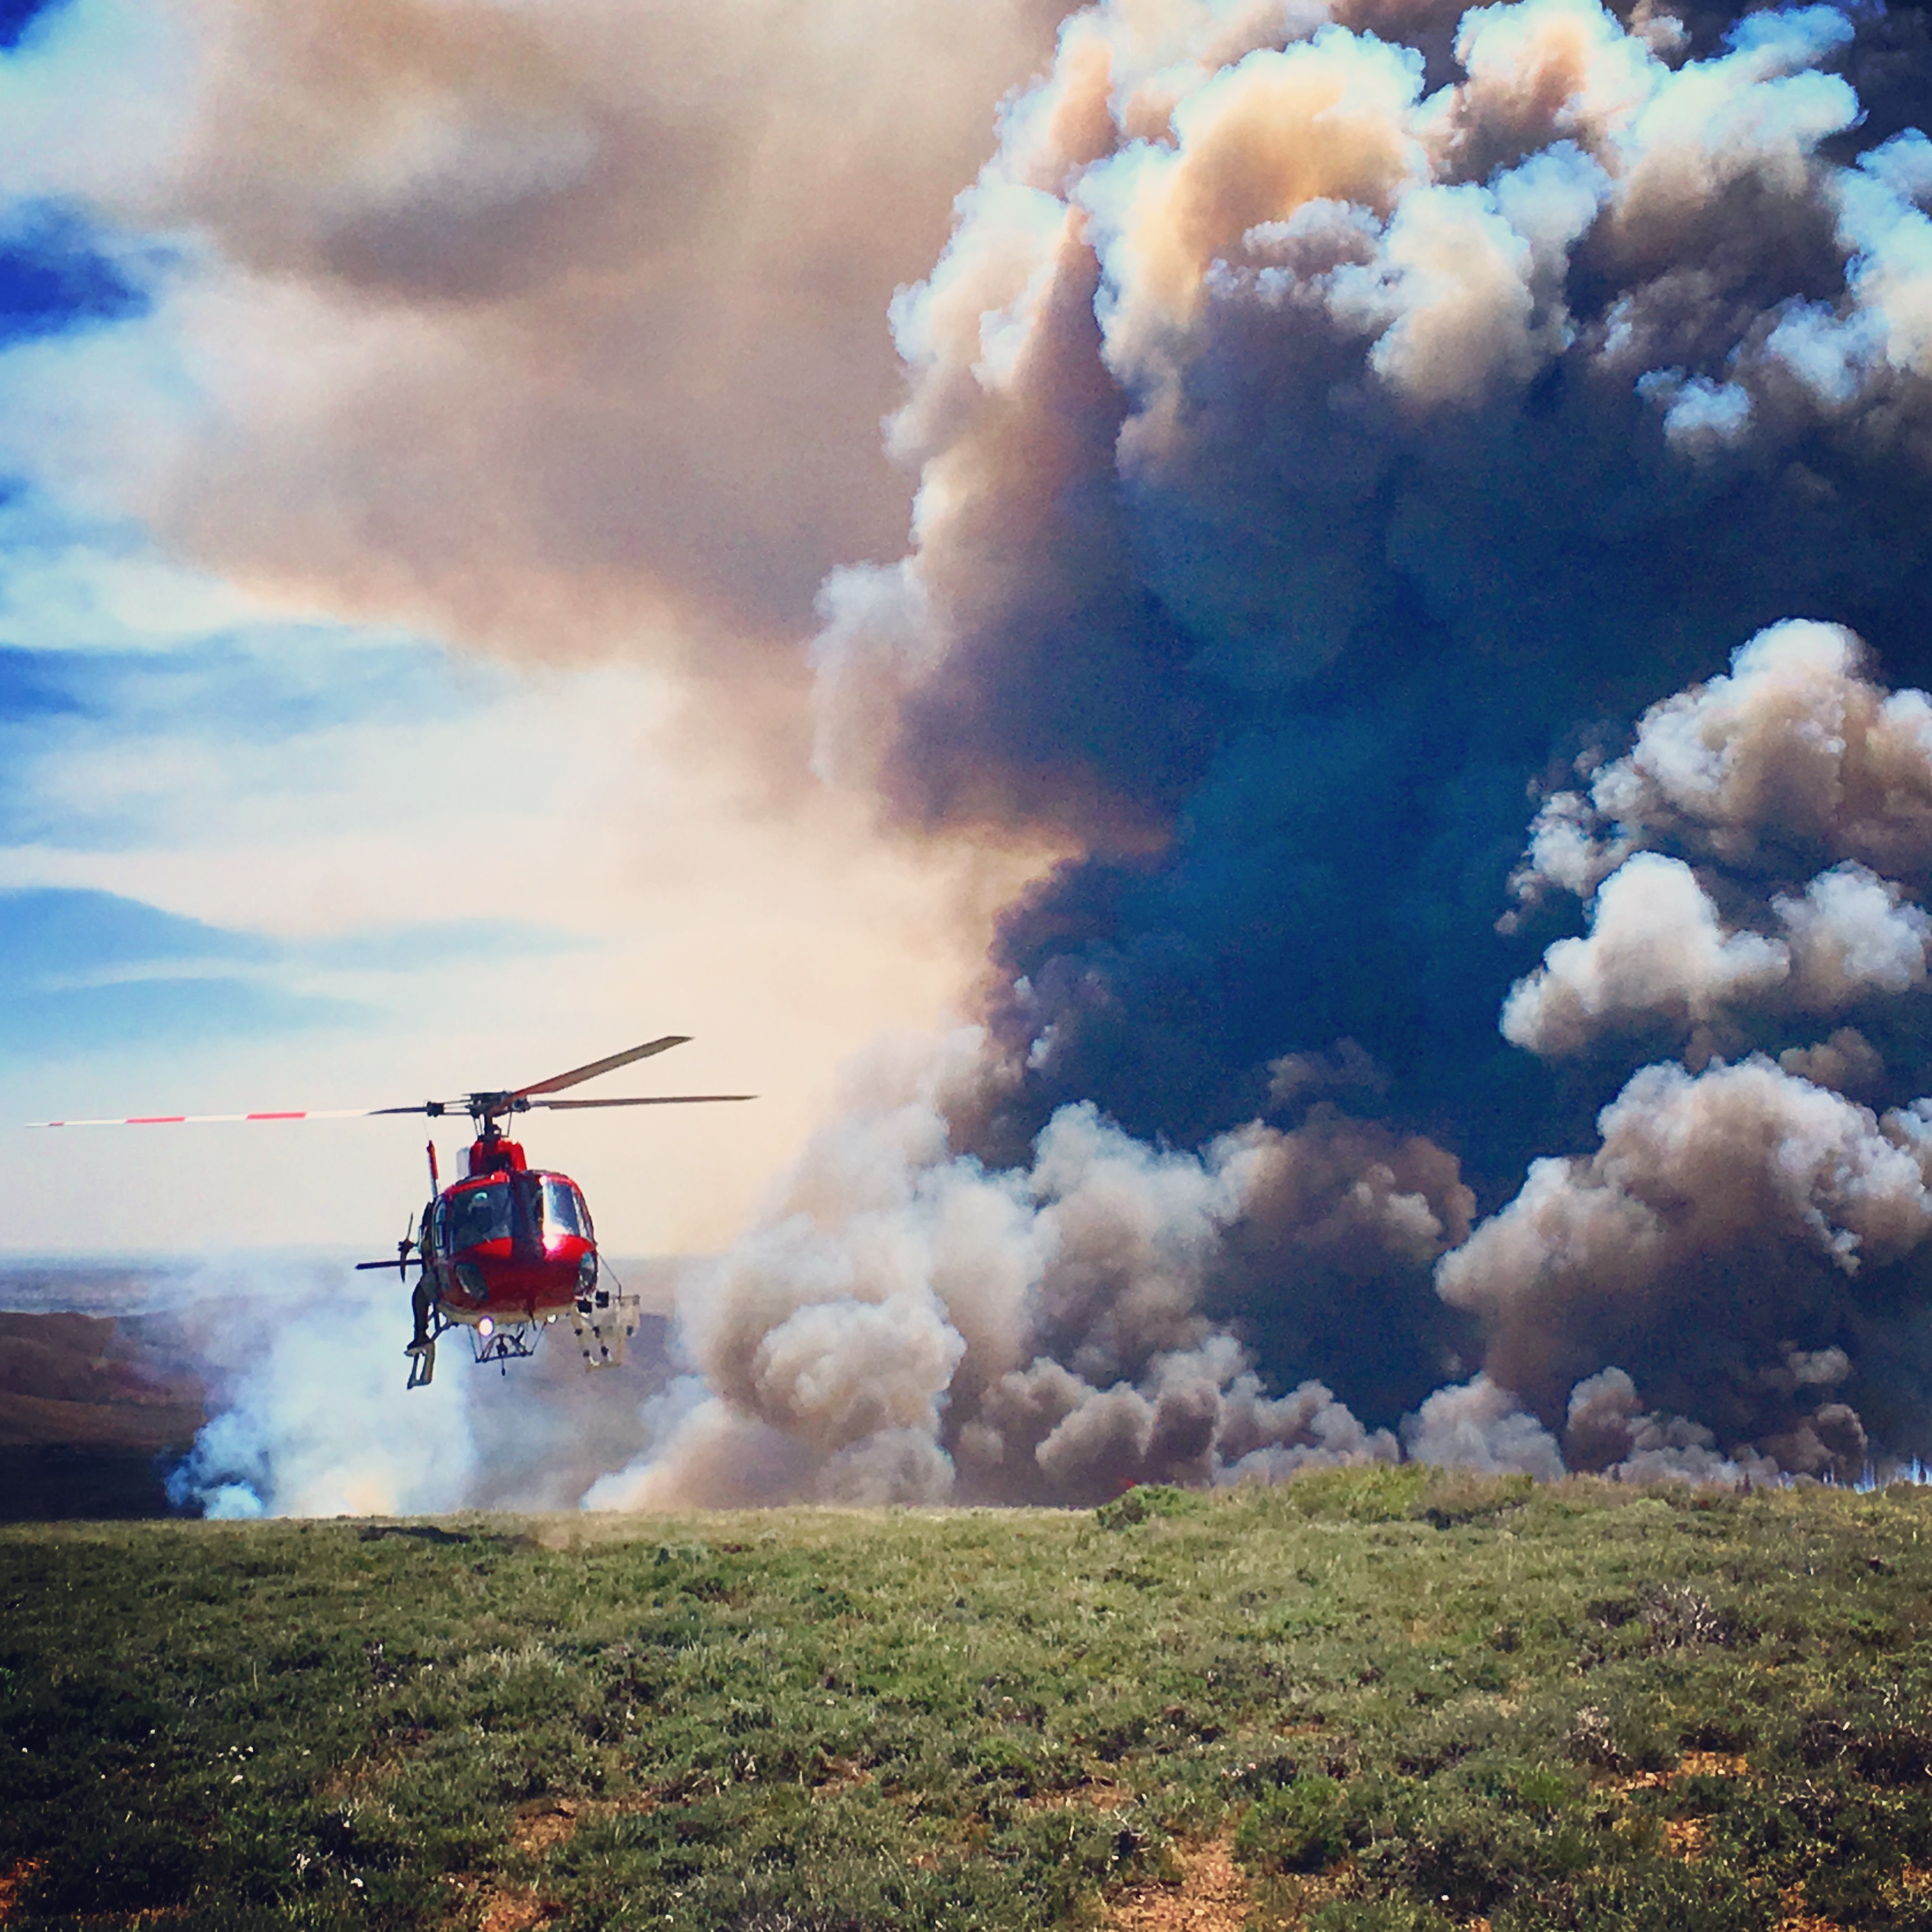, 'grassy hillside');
4,1469,1931,1931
